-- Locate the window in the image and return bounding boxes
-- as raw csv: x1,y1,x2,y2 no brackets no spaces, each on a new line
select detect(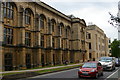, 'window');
51,20,55,32
89,53,92,58
86,32,91,39
41,35,44,48
40,15,45,29
35,18,39,30
48,18,51,33
3,2,14,19
88,33,91,39
66,29,67,38
25,32,31,46
3,27,13,44
25,9,31,25
52,38,55,48
89,43,91,49
58,26,62,35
